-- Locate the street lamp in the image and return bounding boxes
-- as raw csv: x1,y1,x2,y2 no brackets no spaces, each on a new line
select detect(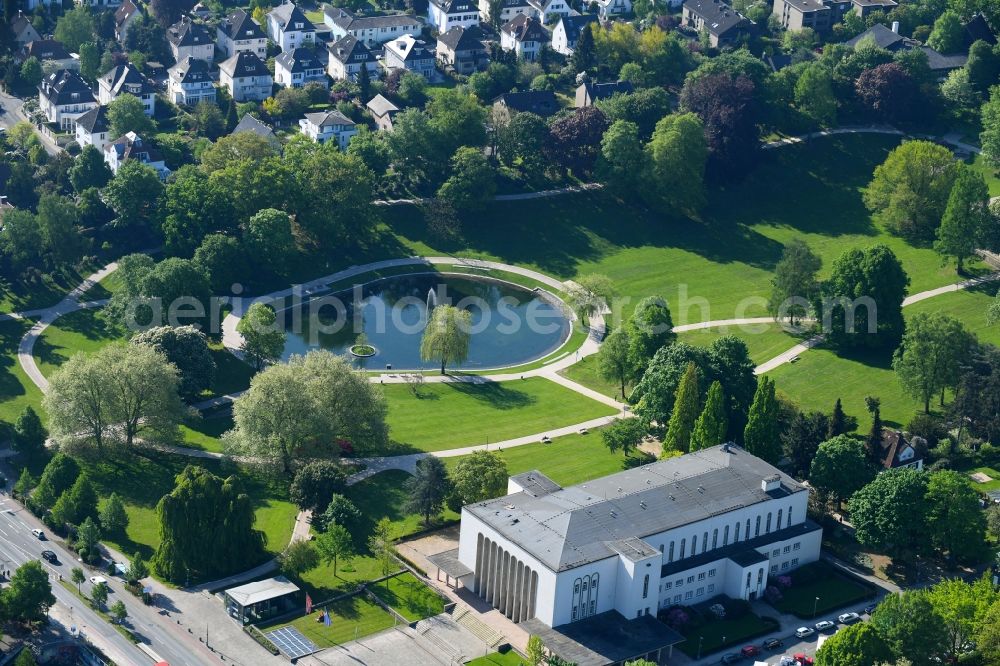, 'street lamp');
813,596,820,619
697,636,704,659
